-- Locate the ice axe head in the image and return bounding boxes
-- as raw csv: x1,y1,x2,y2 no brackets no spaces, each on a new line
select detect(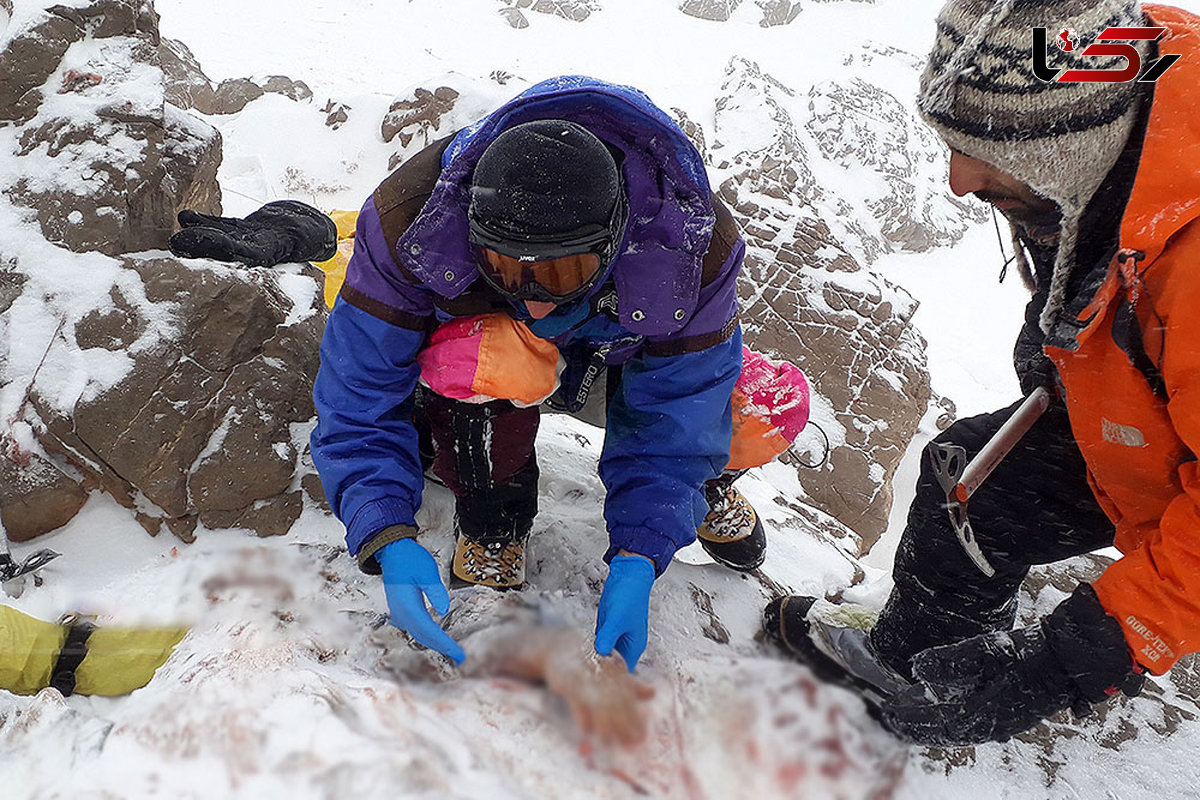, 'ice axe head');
1,550,61,597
